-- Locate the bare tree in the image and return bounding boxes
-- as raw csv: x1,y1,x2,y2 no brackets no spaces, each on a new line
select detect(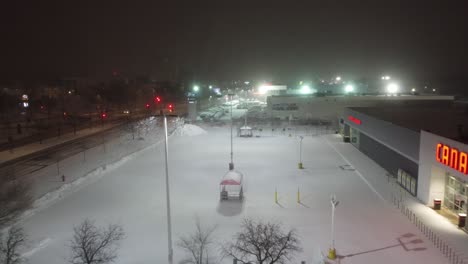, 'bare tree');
0,177,32,227
69,219,125,264
177,218,217,264
222,218,301,264
0,226,26,264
